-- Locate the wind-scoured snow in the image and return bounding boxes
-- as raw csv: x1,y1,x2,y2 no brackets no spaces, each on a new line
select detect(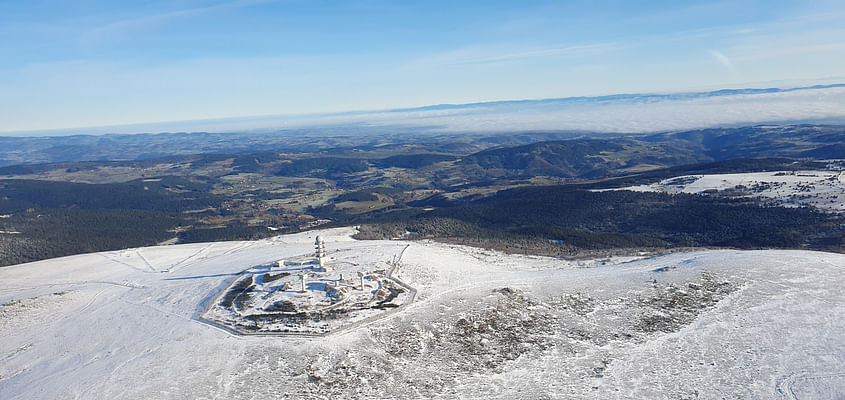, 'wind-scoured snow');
1,227,843,399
